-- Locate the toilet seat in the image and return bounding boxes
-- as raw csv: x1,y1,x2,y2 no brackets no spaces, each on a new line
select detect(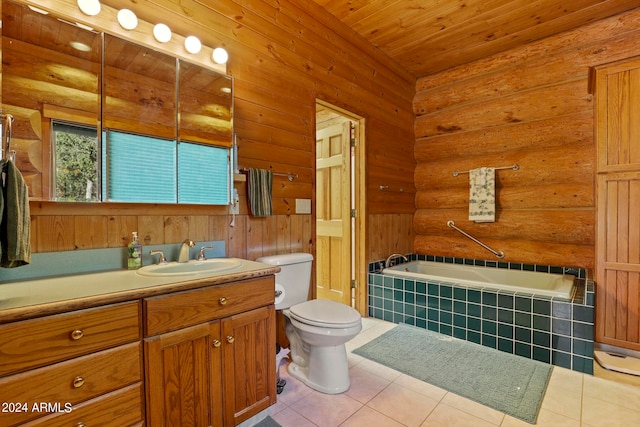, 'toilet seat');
289,299,361,329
